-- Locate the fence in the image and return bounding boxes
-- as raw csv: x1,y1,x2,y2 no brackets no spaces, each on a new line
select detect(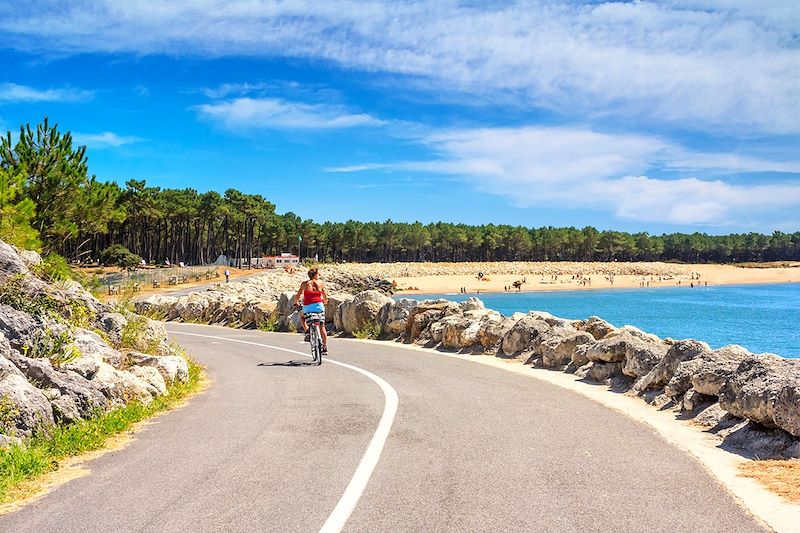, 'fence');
98,265,220,295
